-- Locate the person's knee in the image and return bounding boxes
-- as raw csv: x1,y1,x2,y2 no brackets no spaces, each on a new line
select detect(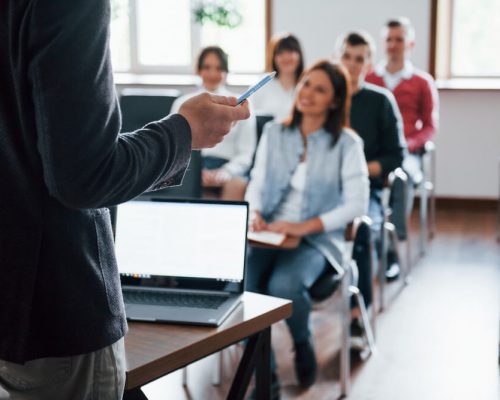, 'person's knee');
245,268,264,294
267,275,304,300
